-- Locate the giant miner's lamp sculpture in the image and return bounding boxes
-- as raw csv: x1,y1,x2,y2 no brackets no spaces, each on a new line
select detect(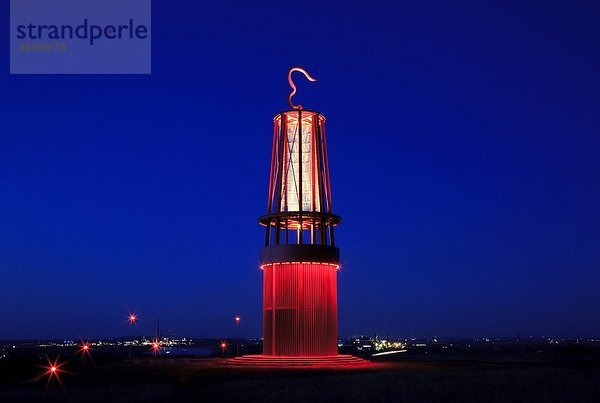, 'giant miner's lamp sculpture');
259,67,340,356
227,68,368,367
